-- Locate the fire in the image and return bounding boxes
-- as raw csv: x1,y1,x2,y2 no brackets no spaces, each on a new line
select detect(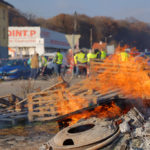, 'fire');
56,87,122,126
56,45,150,126
67,102,122,125
88,45,150,99
56,87,89,115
